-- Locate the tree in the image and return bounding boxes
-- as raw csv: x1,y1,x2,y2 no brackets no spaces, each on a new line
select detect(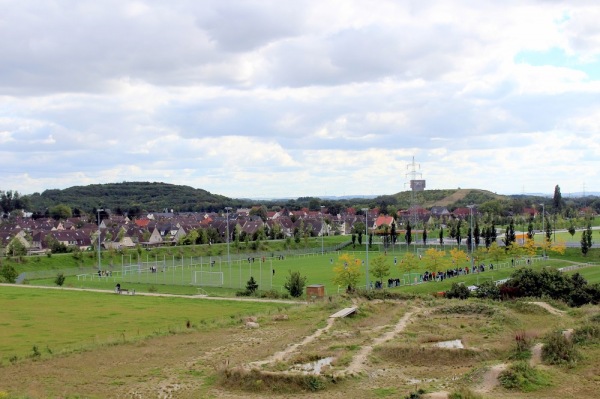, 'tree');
399,252,418,284
423,248,447,274
568,222,576,240
284,270,306,297
405,220,412,245
456,219,462,246
490,221,497,243
474,221,481,248
55,273,66,286
390,222,397,245
553,184,563,213
351,233,356,247
332,253,361,291
49,204,72,220
581,224,592,256
422,228,428,245
0,264,18,283
545,216,552,243
6,237,27,257
487,242,504,263
245,276,259,295
439,227,444,245
527,220,534,240
370,255,390,286
450,248,467,267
